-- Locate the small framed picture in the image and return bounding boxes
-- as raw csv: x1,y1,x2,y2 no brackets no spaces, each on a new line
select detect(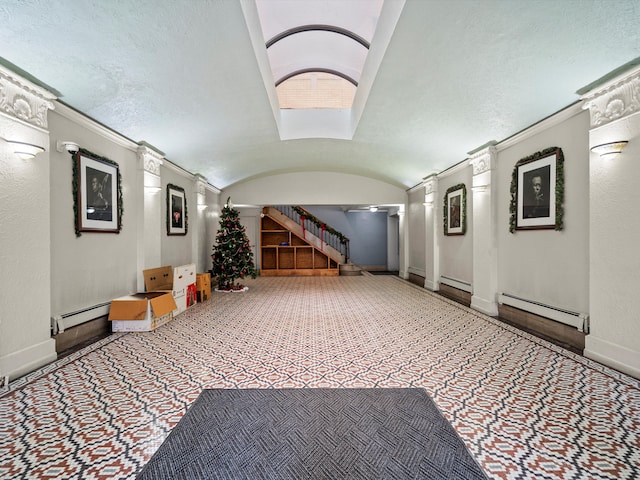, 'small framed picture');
444,184,466,236
167,184,187,235
515,149,558,230
77,152,120,233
